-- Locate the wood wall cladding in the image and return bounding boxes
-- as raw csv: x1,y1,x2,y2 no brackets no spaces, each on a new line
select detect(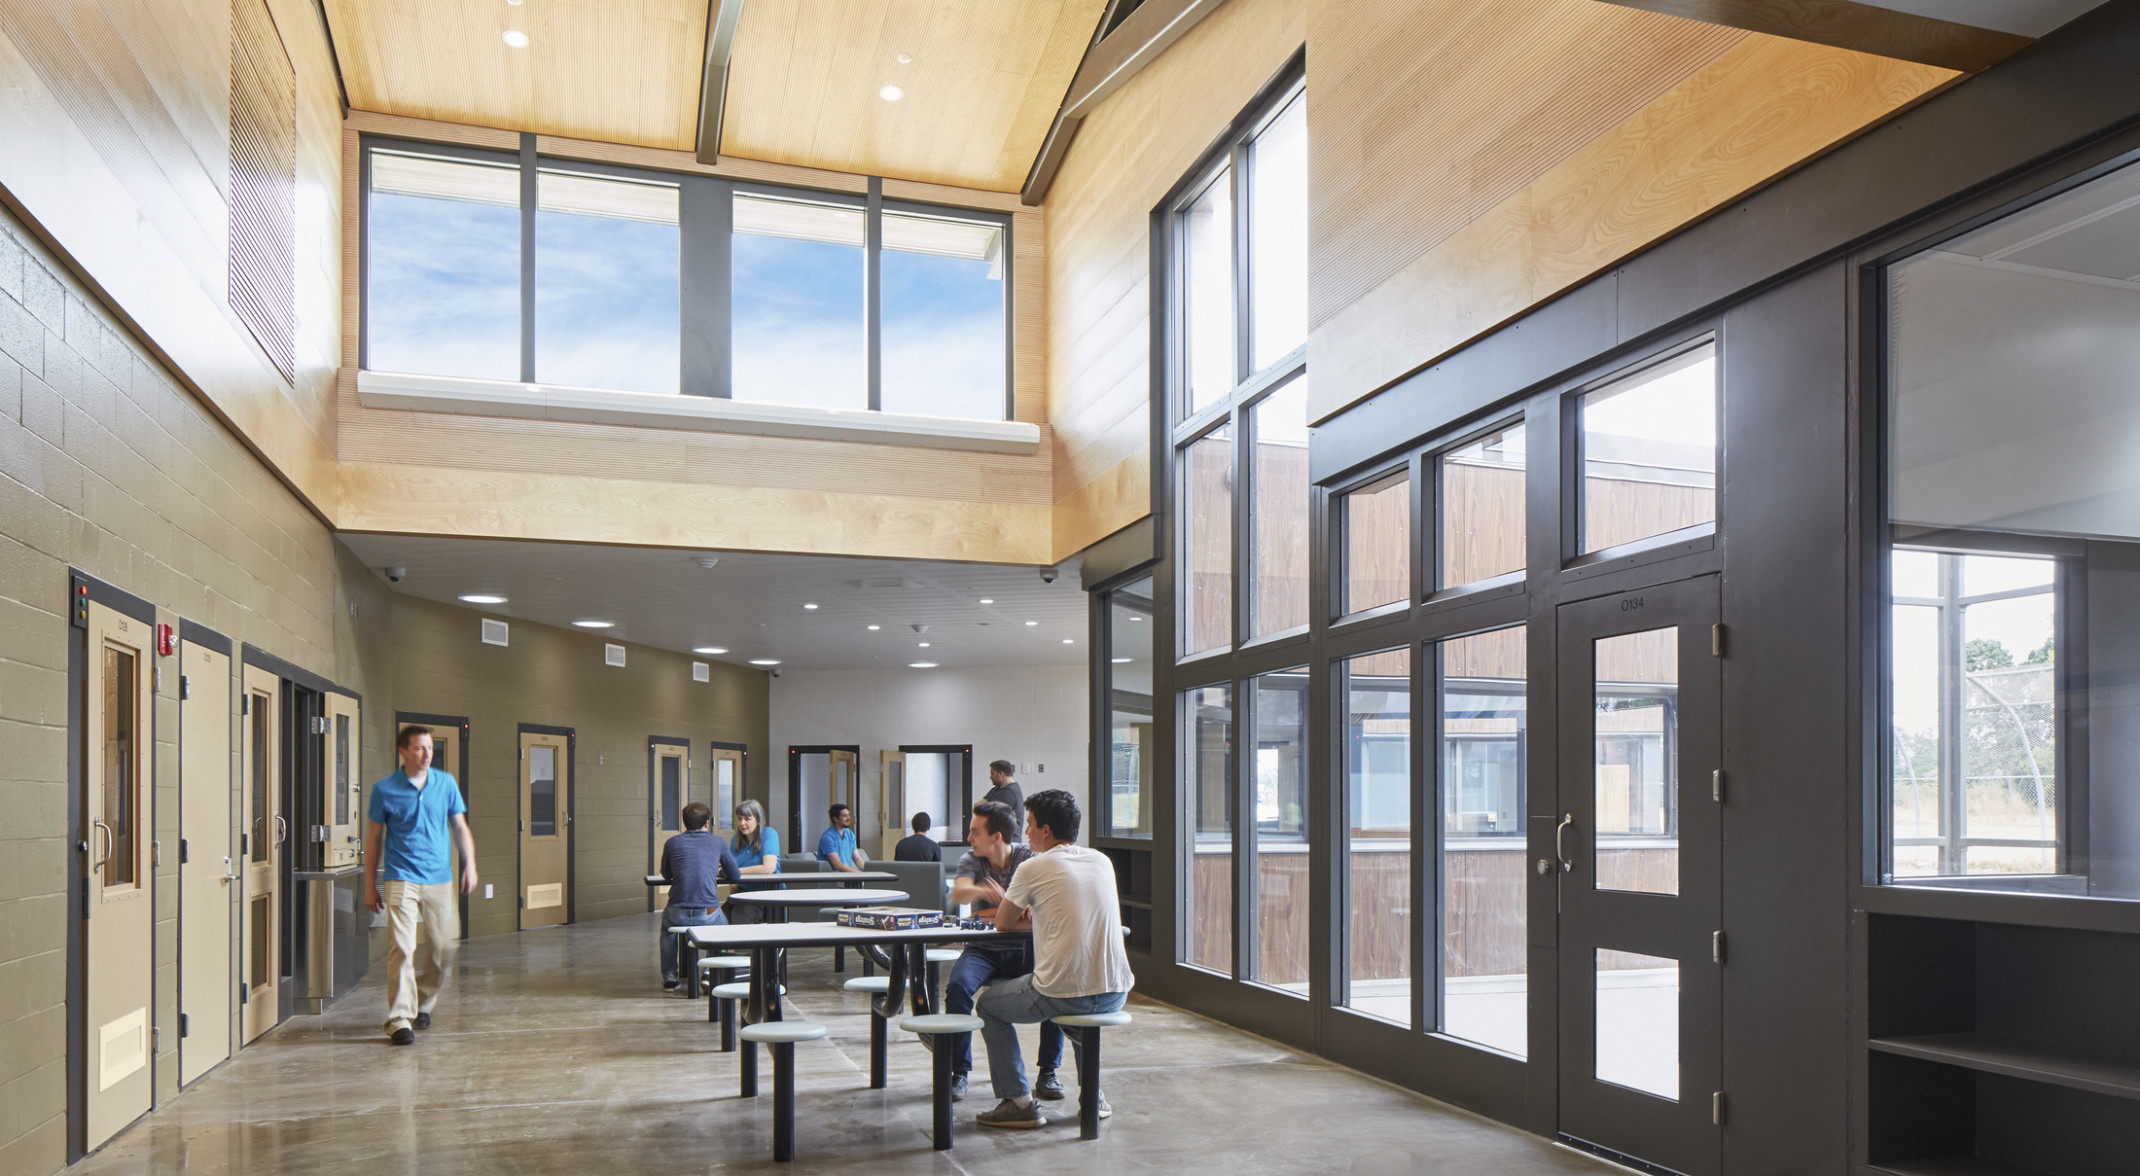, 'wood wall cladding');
721,0,1107,194
0,0,345,514
1306,26,1955,420
1042,0,1307,554
319,0,707,152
